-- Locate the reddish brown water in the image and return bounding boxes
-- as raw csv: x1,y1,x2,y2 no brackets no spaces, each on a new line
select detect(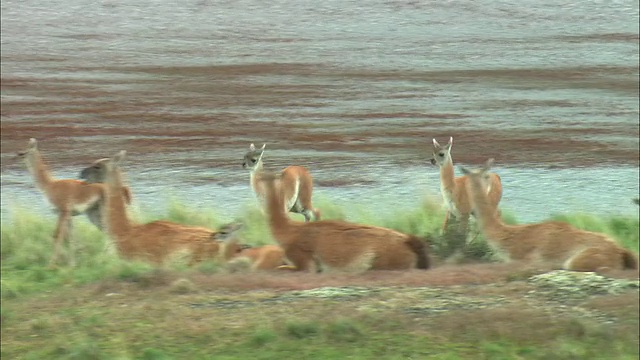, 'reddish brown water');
1,0,639,222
